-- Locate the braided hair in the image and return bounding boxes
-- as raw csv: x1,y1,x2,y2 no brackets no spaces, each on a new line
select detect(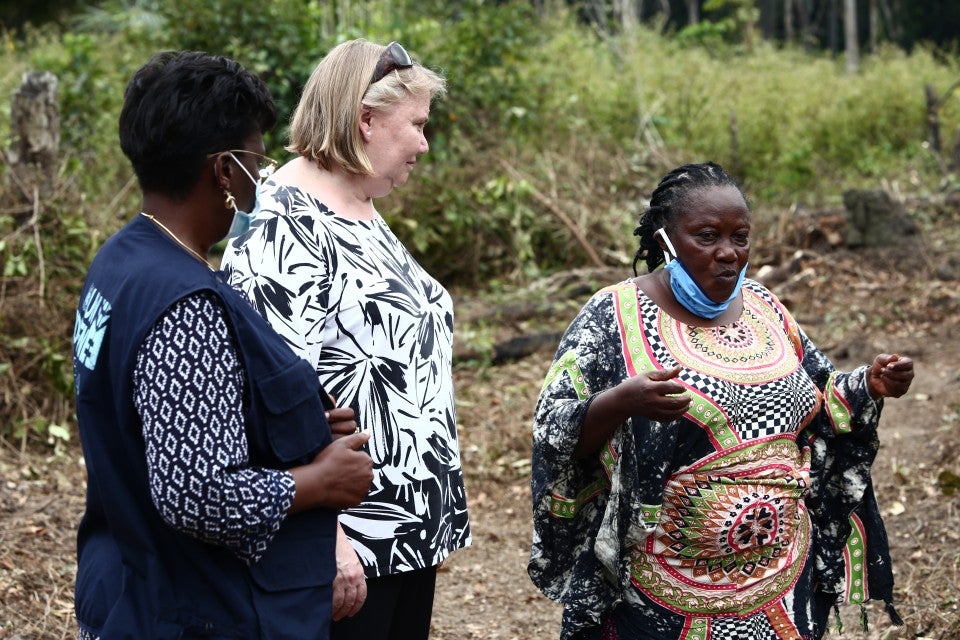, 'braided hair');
632,162,745,275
